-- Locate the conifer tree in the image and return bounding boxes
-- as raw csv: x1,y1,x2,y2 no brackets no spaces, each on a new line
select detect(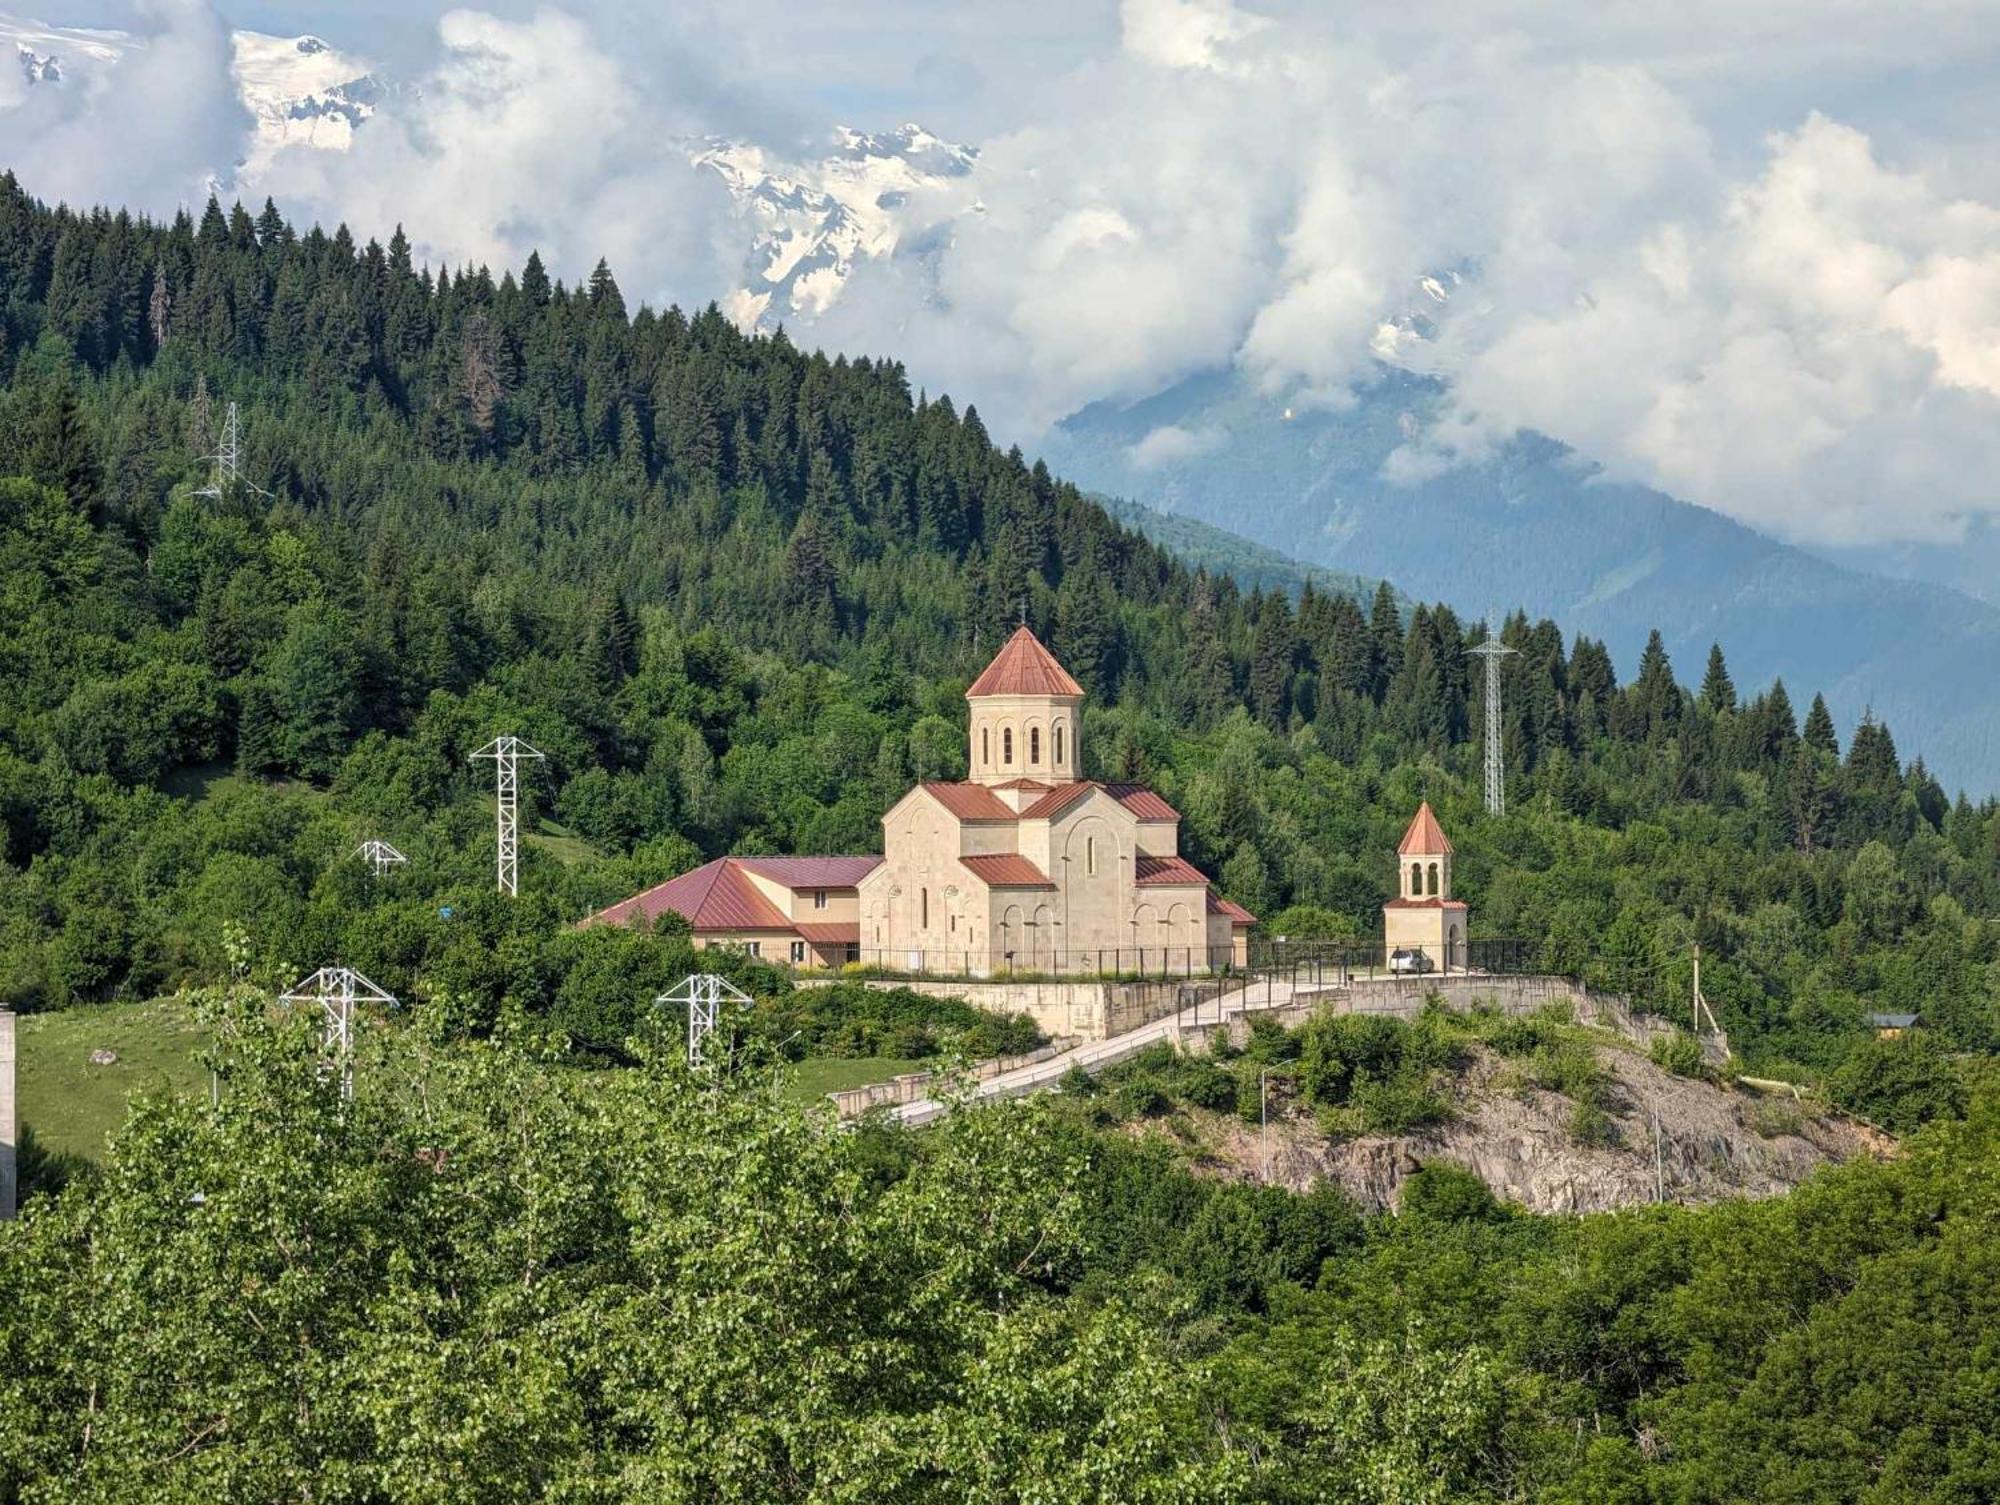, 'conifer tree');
1700,642,1736,714
1367,581,1401,701
1803,693,1840,758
